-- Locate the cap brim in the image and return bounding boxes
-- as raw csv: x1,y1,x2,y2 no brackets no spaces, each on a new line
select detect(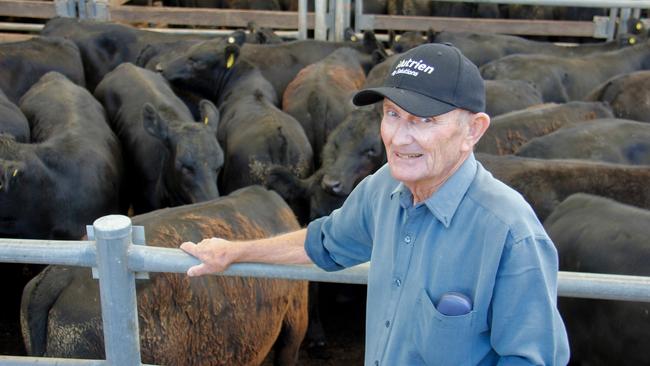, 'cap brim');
353,87,456,118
